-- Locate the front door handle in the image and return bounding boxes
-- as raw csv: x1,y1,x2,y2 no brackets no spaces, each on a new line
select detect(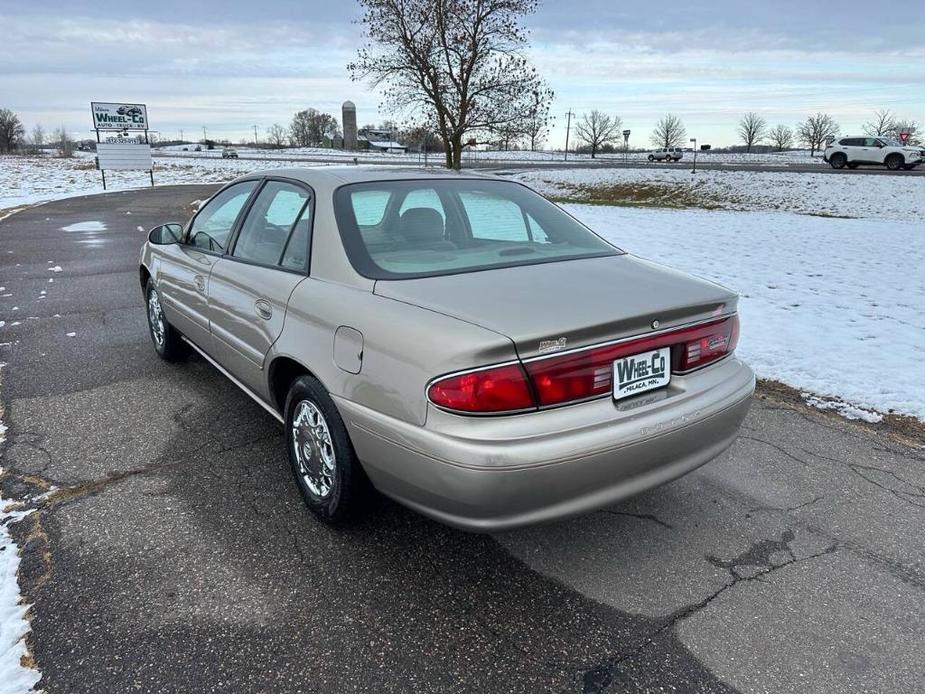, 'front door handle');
194,275,206,292
254,299,272,320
